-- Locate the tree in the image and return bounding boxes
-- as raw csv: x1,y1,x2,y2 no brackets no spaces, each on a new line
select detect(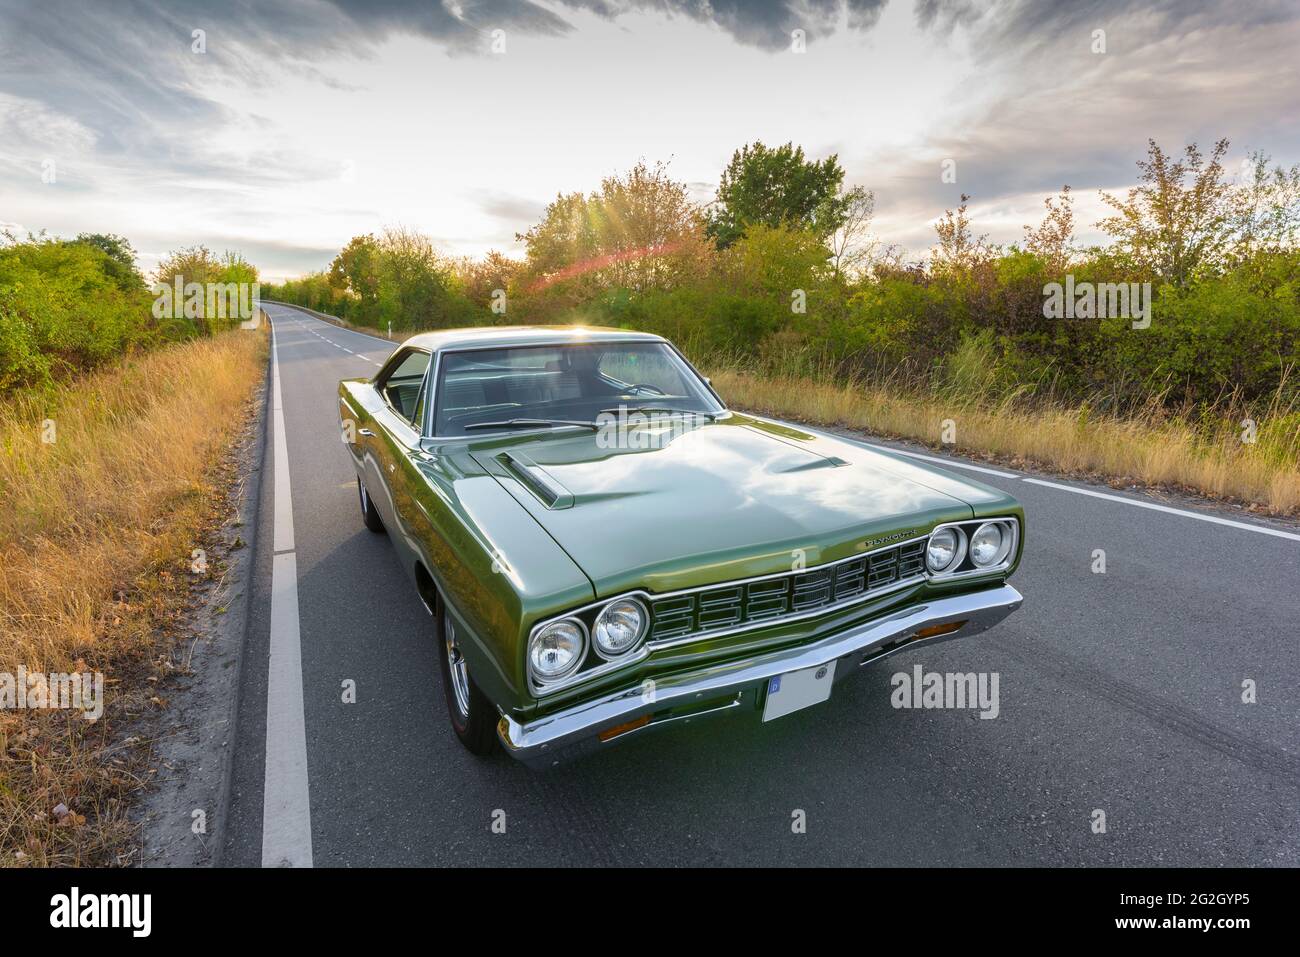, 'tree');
1230,150,1300,262
328,234,381,319
153,245,221,288
151,246,259,333
1022,186,1076,274
375,226,459,329
589,160,712,291
218,249,259,285
1098,138,1234,286
455,250,523,315
722,223,831,298
518,160,711,297
517,190,600,297
829,186,876,280
931,194,994,272
707,142,851,249
74,232,145,291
